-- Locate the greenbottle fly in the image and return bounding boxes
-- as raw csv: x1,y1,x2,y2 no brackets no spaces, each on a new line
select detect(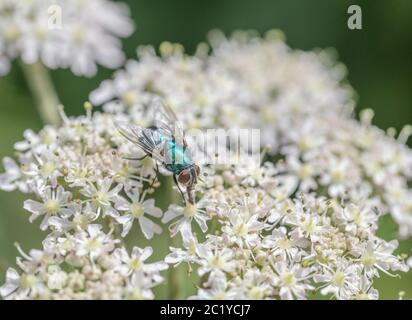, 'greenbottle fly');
115,99,200,204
